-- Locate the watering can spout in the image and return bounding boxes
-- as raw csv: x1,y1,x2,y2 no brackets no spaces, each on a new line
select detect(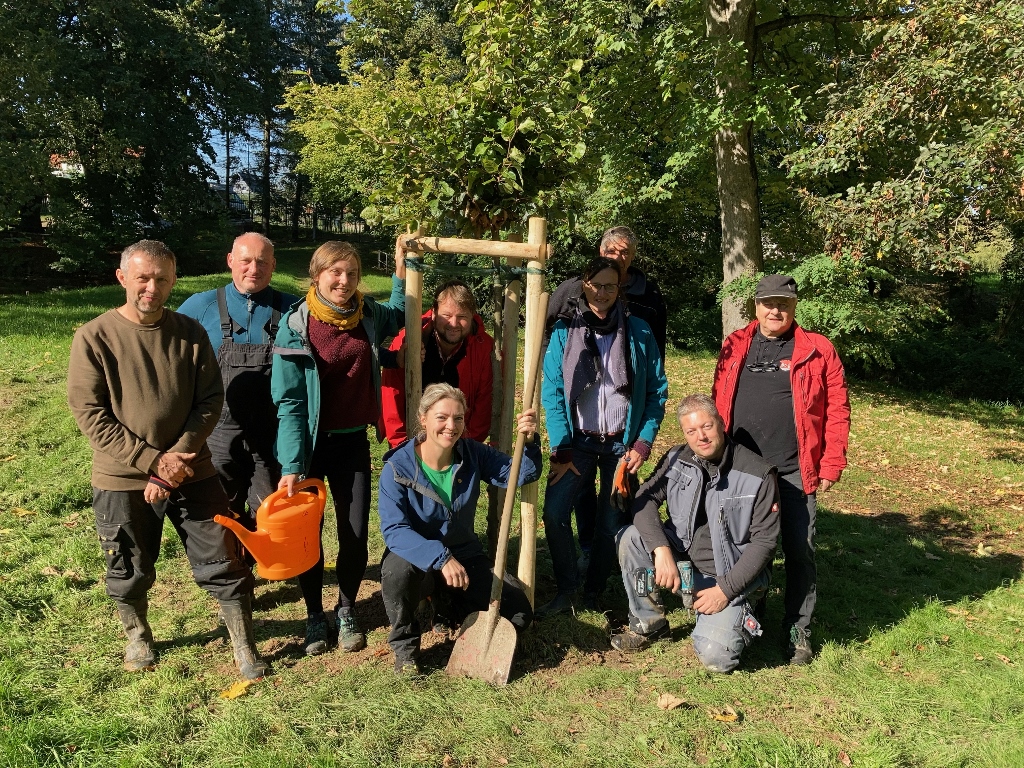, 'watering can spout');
214,514,272,562
214,479,326,580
